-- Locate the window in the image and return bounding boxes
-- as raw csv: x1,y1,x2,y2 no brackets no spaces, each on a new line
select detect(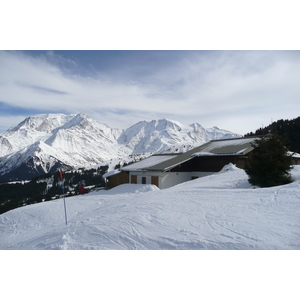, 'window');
142,177,146,184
